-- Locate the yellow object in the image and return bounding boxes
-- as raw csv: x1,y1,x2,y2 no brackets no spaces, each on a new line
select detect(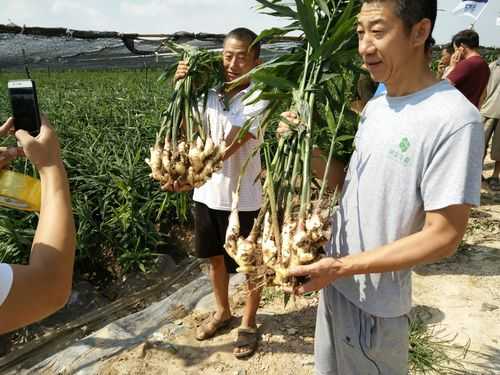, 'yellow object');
0,171,41,212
